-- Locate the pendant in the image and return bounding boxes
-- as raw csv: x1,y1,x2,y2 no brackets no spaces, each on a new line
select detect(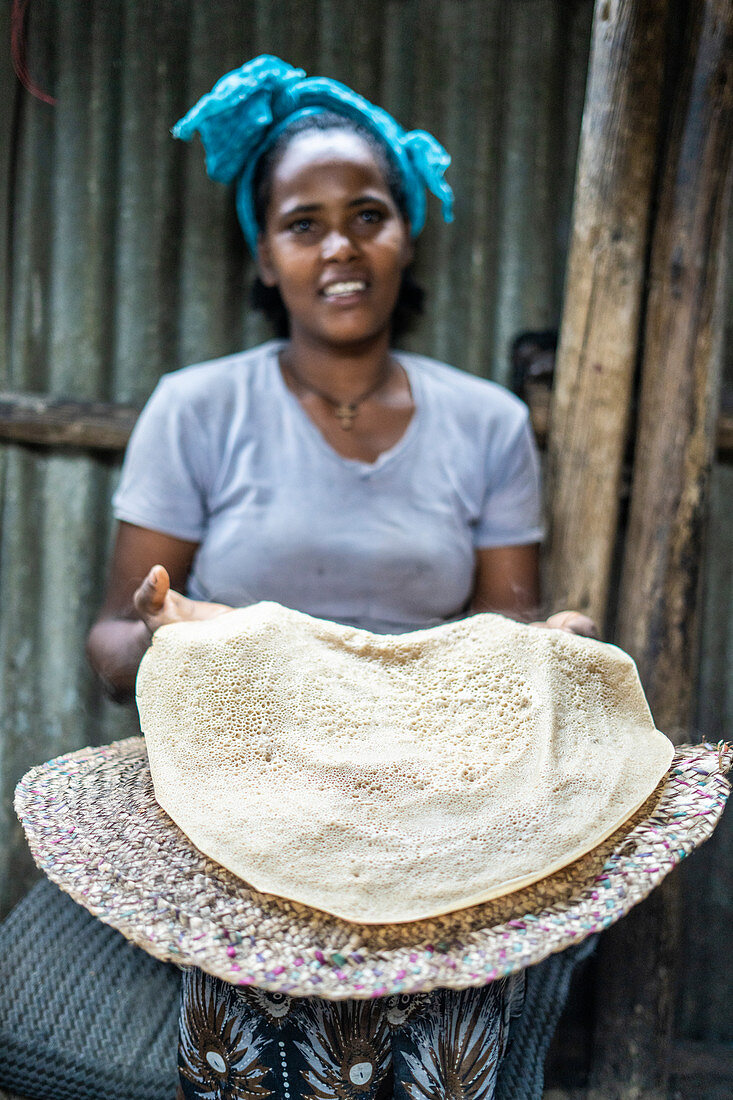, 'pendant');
335,402,358,430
